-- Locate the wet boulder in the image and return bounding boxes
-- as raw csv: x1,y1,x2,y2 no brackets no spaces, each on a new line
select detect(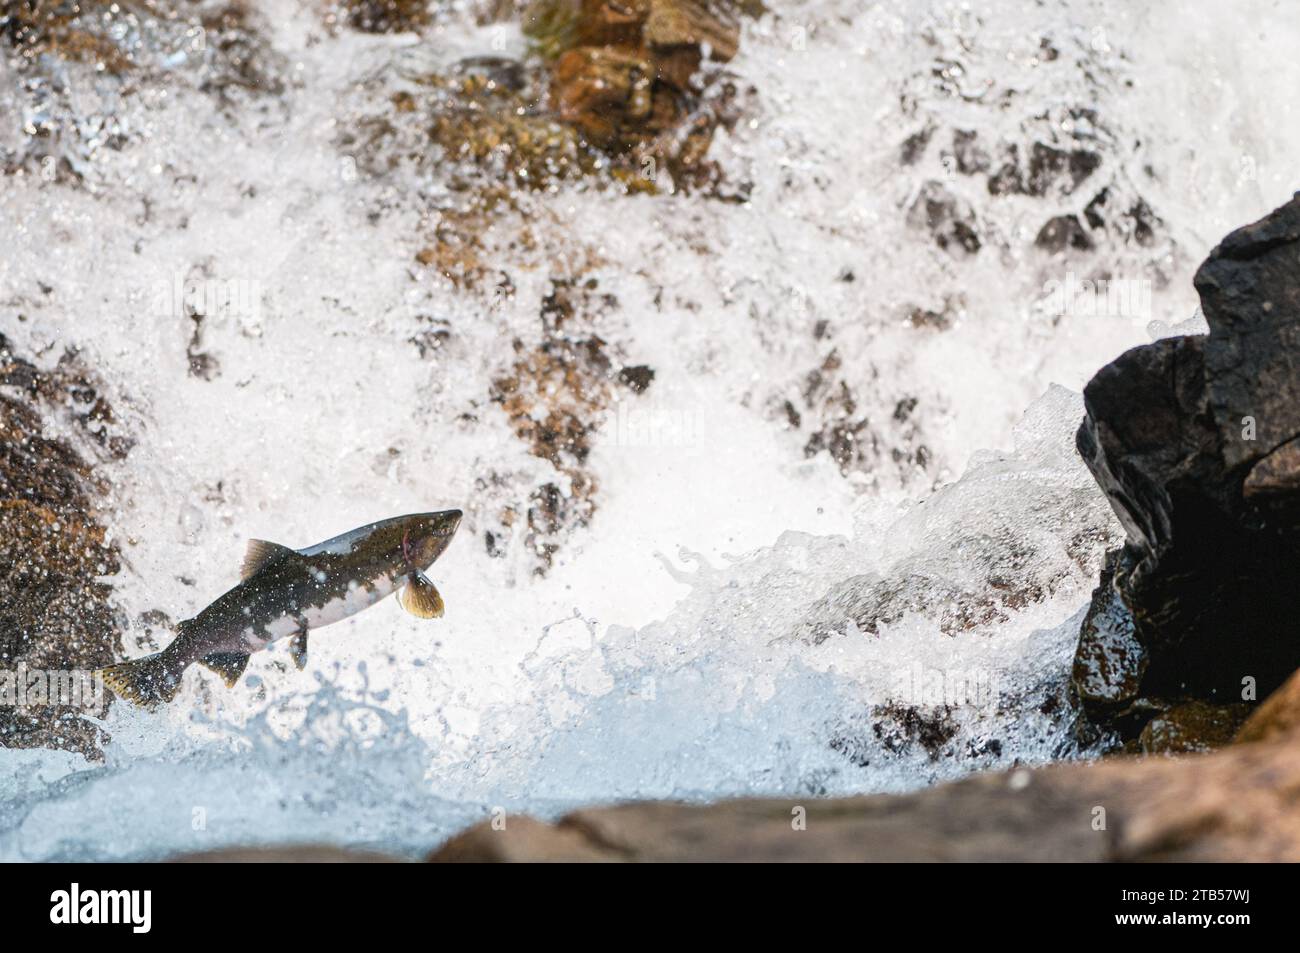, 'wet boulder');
1072,193,1300,742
